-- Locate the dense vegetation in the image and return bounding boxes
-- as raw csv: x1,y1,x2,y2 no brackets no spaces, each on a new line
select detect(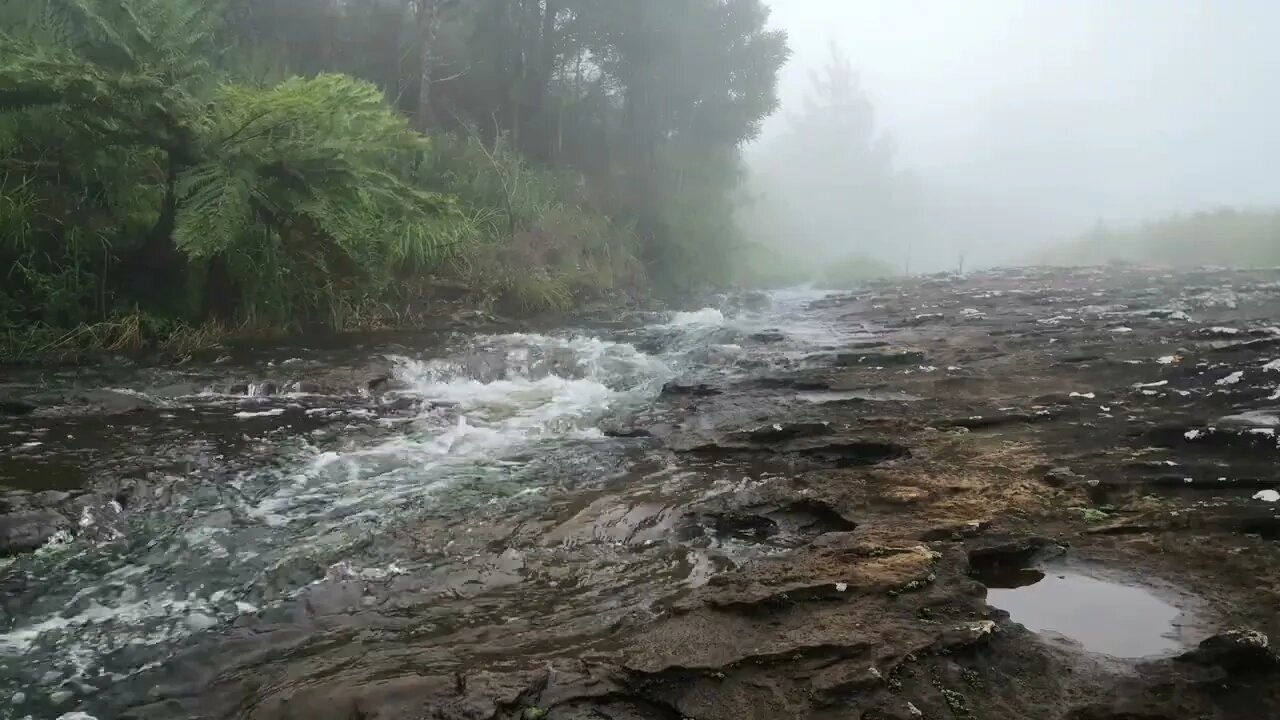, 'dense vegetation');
0,0,788,360
1042,208,1280,268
